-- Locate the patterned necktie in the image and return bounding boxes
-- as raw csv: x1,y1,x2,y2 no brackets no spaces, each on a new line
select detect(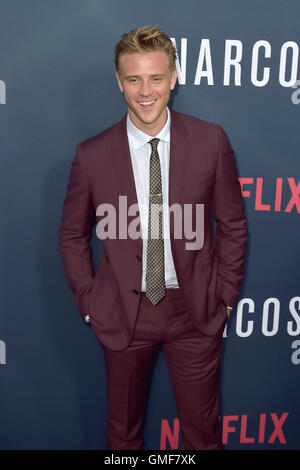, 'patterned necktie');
145,138,166,305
